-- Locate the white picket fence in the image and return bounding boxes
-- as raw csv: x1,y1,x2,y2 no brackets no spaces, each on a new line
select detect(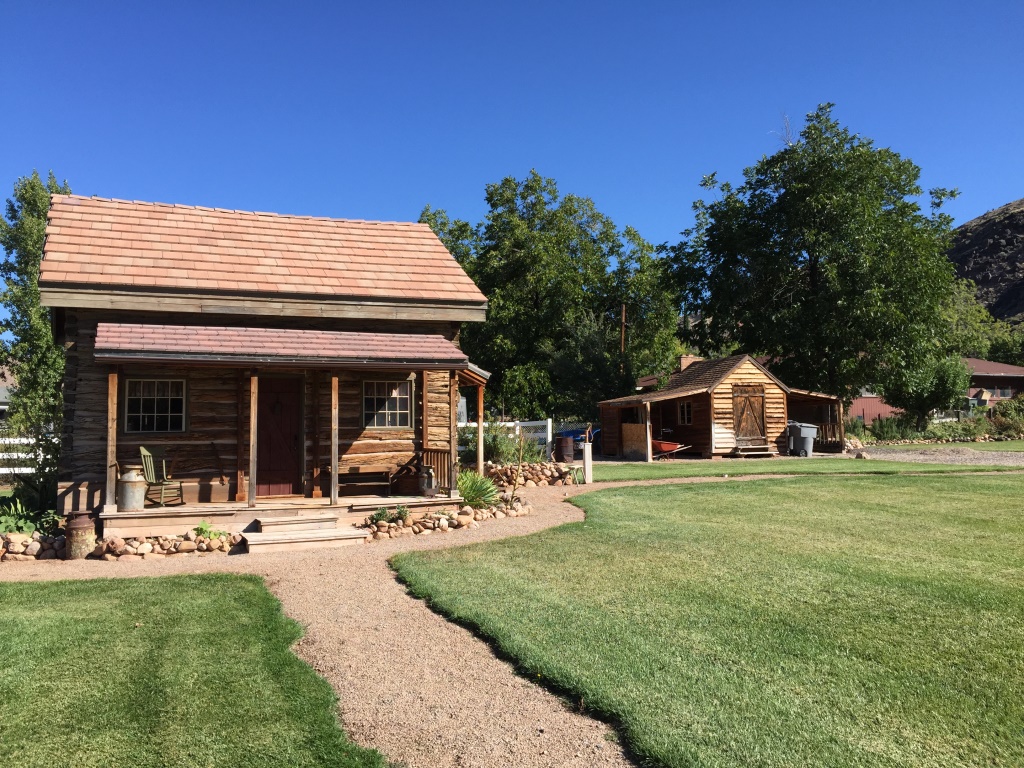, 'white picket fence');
457,418,554,458
0,436,35,475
